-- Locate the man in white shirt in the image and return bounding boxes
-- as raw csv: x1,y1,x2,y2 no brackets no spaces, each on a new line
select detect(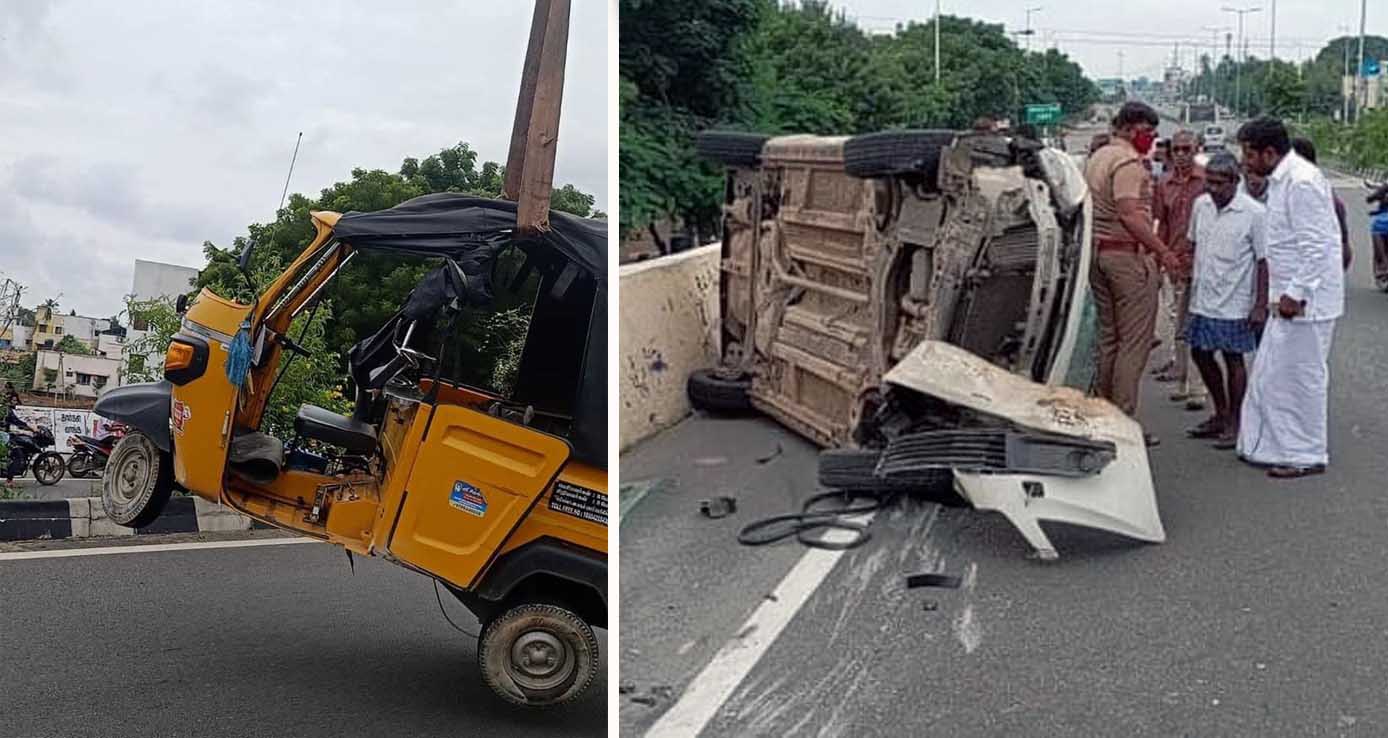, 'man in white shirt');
1183,152,1268,450
1235,118,1345,478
